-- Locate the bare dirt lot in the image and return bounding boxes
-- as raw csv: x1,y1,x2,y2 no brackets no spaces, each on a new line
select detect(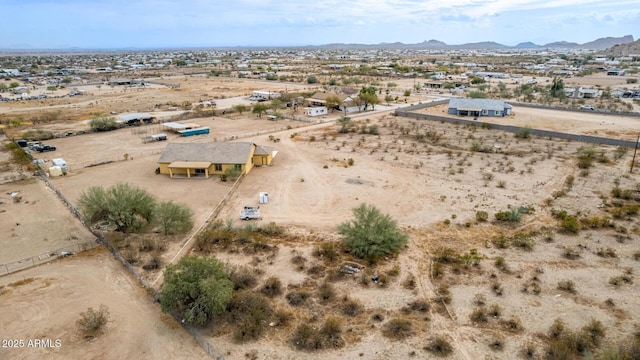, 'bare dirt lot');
0,247,209,360
0,178,95,265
